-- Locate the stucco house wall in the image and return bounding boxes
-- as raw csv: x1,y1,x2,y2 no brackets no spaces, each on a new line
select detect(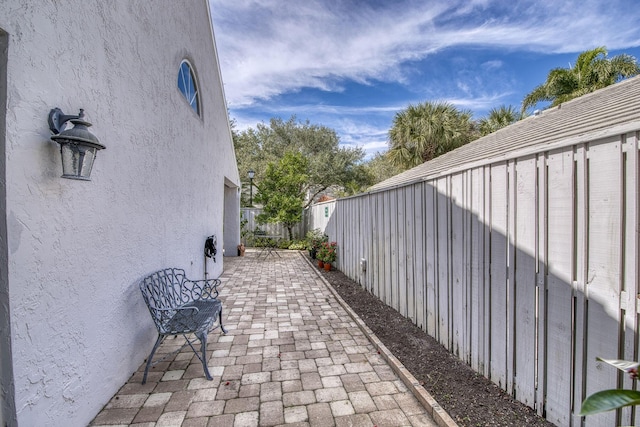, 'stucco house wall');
0,1,240,425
